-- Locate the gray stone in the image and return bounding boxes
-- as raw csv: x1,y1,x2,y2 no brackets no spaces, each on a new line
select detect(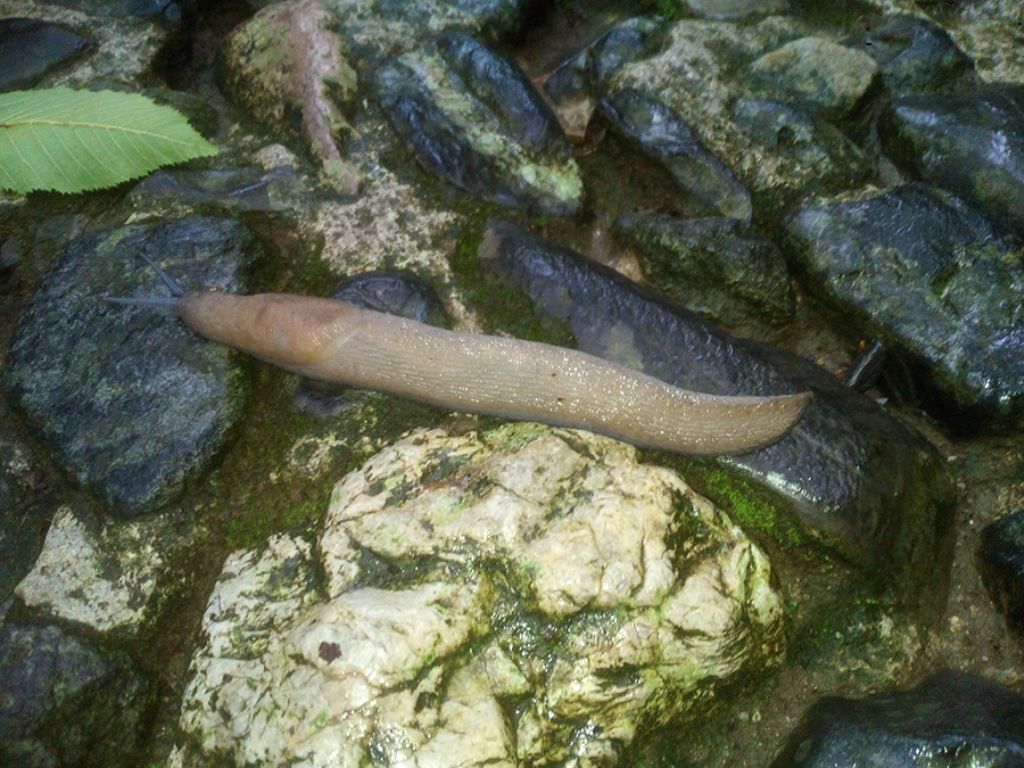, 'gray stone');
4,217,257,516
748,37,880,121
0,17,88,92
0,0,171,90
783,183,1024,428
543,16,667,140
480,220,954,574
609,18,872,216
374,32,582,216
614,212,793,326
852,14,977,96
600,88,752,221
0,621,154,768
176,424,785,767
14,505,187,634
880,84,1024,234
323,0,532,63
0,426,49,602
128,166,307,217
